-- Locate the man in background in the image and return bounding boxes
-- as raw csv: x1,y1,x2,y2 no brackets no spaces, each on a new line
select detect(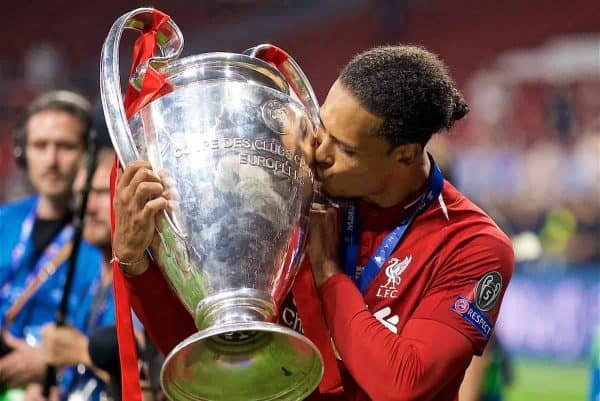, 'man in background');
0,91,102,399
25,144,164,401
24,148,117,401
